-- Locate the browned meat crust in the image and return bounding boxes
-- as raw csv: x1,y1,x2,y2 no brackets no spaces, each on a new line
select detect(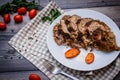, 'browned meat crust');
53,15,120,52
